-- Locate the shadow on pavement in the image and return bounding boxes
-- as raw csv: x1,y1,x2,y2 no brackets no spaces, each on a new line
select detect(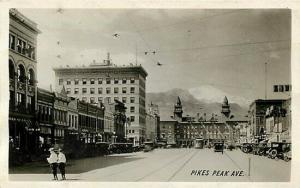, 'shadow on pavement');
9,154,145,174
